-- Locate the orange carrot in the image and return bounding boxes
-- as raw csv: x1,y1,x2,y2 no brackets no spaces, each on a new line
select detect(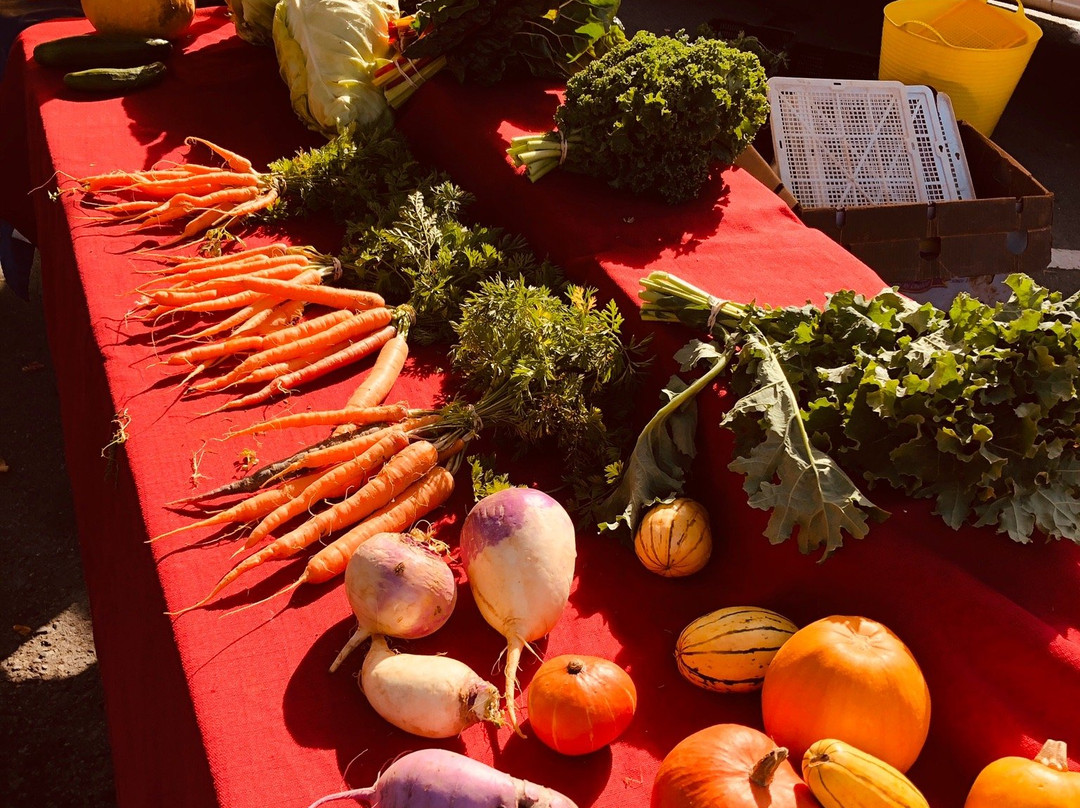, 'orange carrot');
121,171,262,196
211,275,384,311
270,422,426,479
165,308,349,366
342,334,410,410
183,453,450,611
172,297,281,342
159,244,292,273
301,465,455,585
160,207,231,247
234,299,306,337
222,187,278,219
158,288,266,316
185,136,257,174
167,254,310,286
219,325,396,411
230,308,392,376
227,403,410,439
149,468,325,543
192,352,329,394
254,440,438,553
242,430,410,547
